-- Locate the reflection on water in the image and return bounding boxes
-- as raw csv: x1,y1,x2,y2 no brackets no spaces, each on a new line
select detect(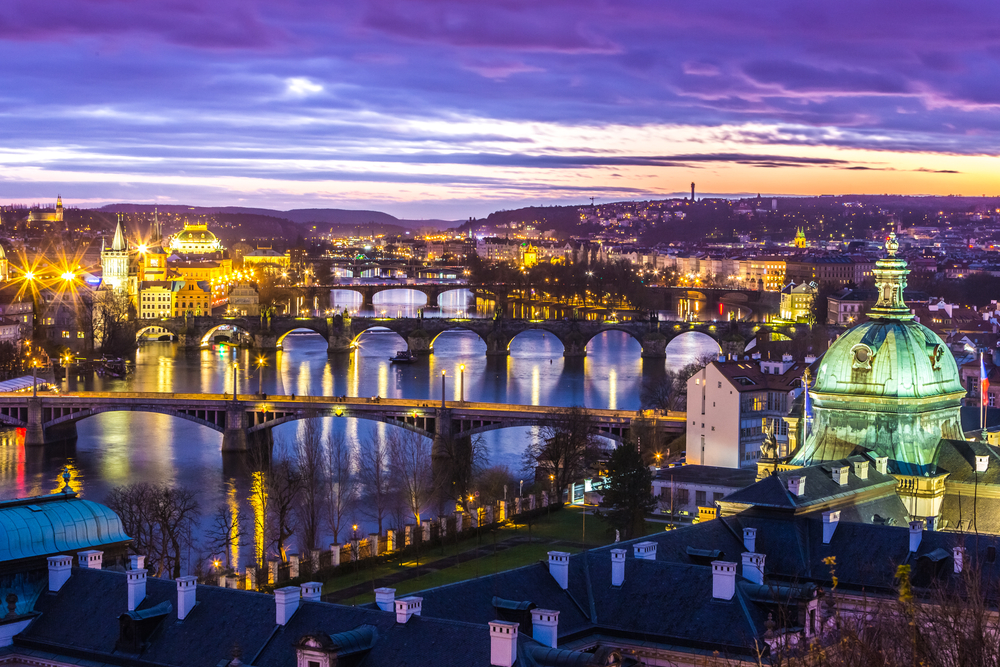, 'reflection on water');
0,299,722,567
332,288,475,319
